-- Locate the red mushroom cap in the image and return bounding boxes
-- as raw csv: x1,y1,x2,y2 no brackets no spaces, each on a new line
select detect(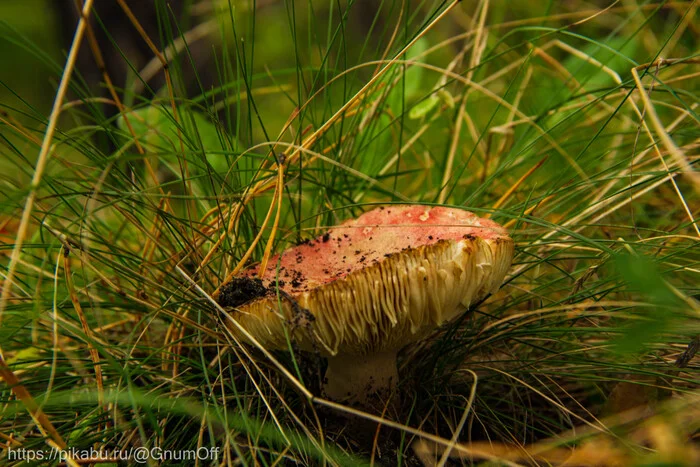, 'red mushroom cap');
222,205,514,355
245,205,508,291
